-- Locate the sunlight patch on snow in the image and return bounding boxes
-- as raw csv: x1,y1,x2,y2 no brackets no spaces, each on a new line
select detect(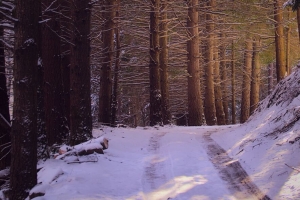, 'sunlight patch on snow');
277,171,300,199
143,175,208,200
